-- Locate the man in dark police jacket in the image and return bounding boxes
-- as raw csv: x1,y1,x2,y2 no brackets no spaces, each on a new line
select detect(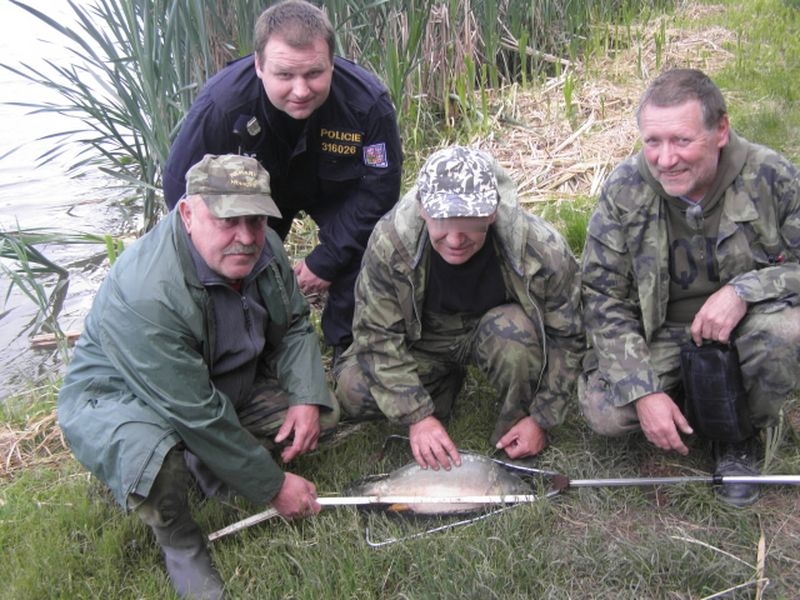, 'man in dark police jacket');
163,0,403,362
